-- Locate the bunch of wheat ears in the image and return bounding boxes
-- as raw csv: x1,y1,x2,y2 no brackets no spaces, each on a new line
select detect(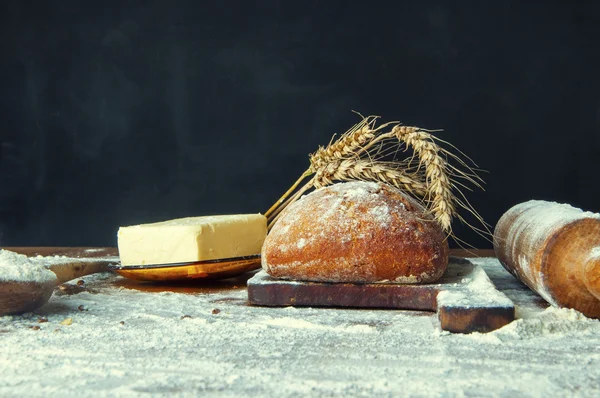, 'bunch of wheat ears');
264,114,488,246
